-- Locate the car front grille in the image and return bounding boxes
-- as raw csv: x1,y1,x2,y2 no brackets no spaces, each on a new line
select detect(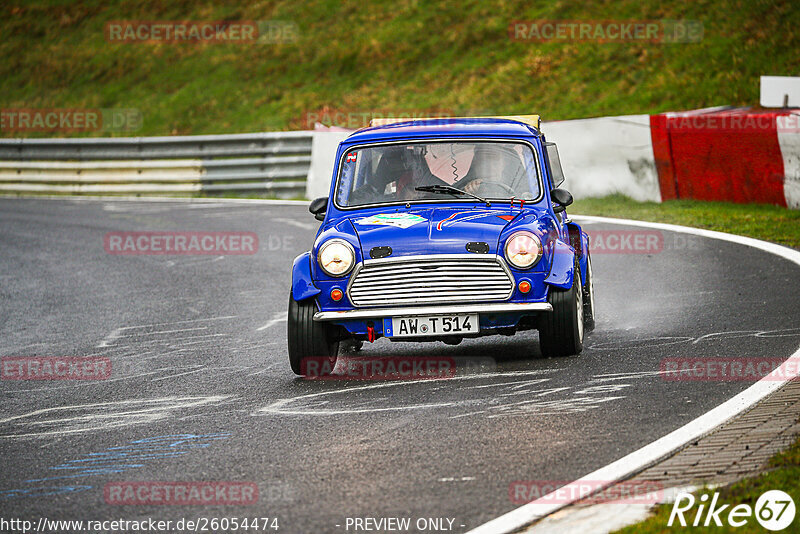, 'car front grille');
347,254,514,307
